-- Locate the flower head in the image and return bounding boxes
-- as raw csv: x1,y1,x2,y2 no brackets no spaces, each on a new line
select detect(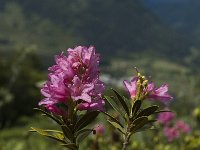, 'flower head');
148,84,173,103
94,124,105,136
124,72,173,103
163,120,191,142
39,46,105,113
174,120,191,133
157,108,175,125
123,77,138,99
164,126,180,142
